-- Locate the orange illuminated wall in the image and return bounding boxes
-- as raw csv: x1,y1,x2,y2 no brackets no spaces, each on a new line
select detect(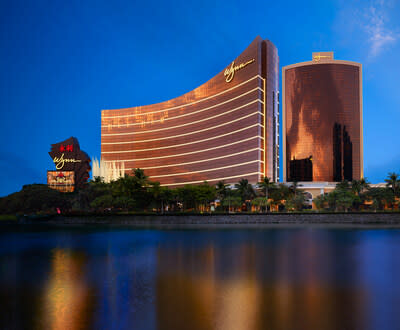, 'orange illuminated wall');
101,36,279,186
283,53,363,182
